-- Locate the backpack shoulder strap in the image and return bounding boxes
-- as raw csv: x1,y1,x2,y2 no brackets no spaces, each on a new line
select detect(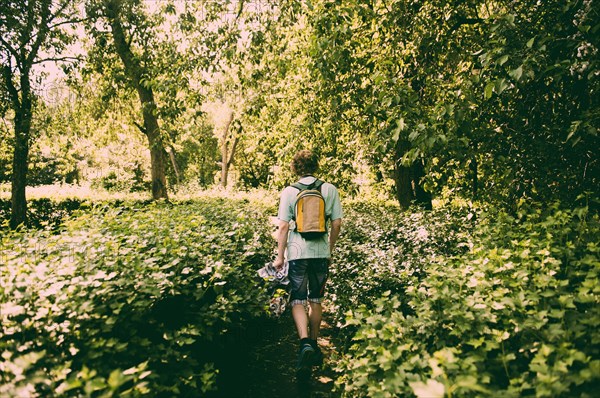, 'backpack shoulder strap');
312,179,324,191
291,182,308,191
292,179,324,191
